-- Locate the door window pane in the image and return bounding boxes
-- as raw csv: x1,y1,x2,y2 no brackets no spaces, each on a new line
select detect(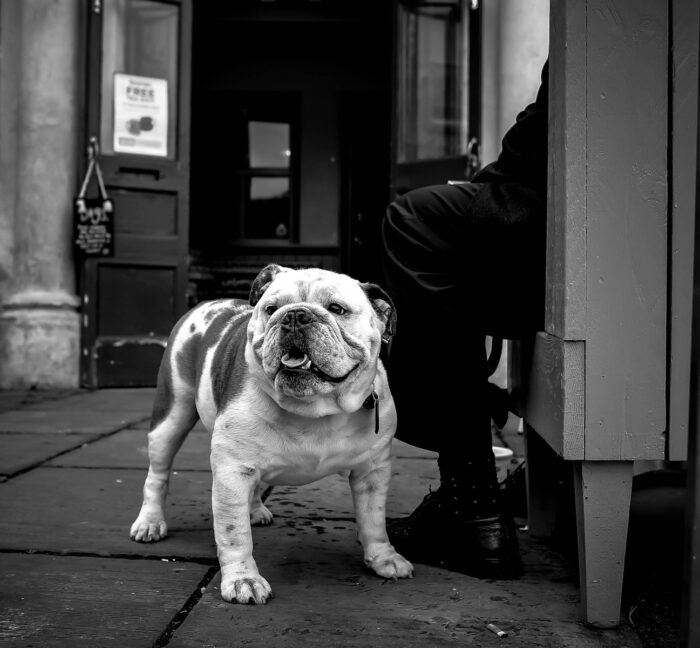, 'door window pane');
249,121,291,169
397,0,468,162
100,0,179,158
245,177,290,239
